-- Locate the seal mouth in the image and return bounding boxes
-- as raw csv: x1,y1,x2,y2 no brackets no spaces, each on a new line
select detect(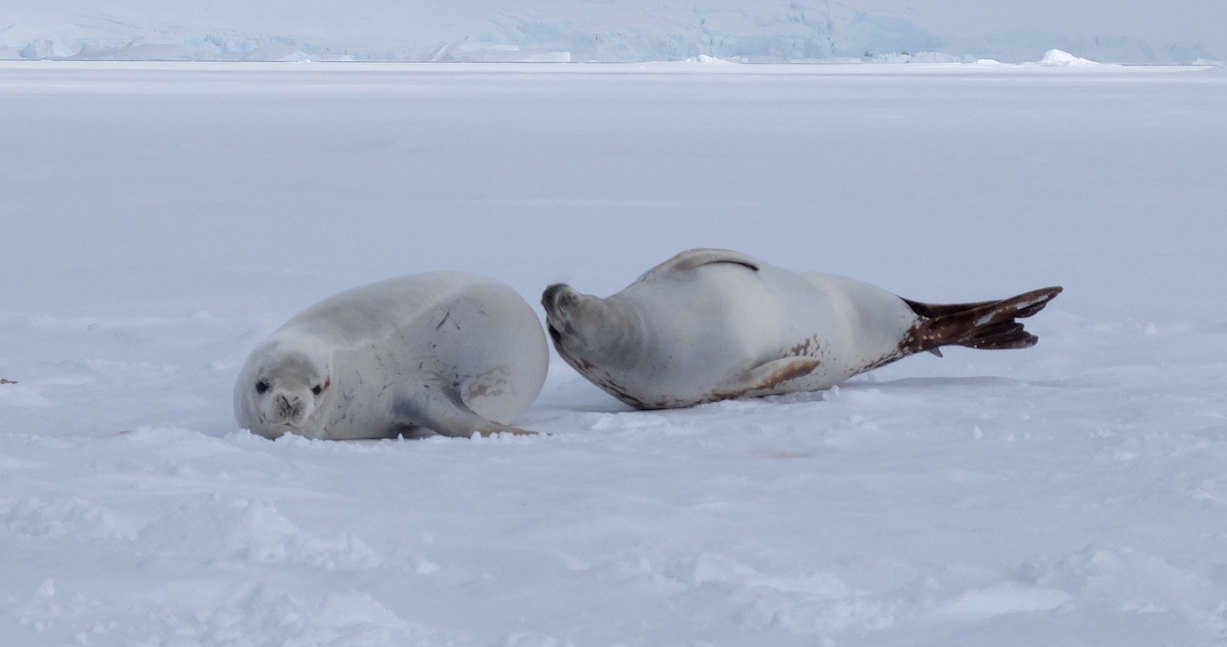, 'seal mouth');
258,413,304,429
546,320,579,347
258,391,313,429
